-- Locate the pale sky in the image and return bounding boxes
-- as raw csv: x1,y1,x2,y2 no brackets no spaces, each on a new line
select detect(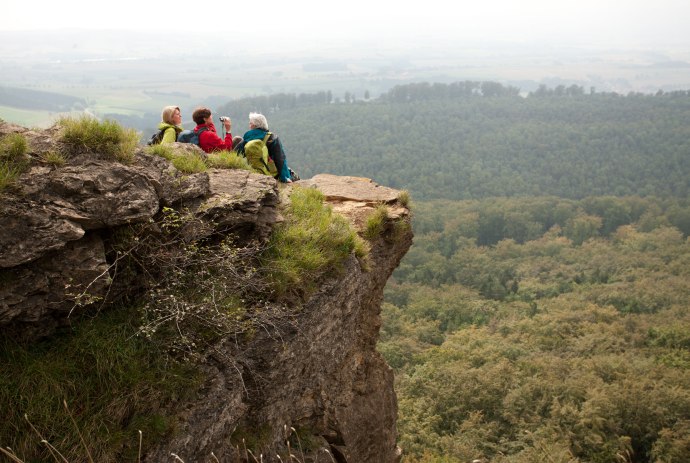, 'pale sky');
2,0,690,49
